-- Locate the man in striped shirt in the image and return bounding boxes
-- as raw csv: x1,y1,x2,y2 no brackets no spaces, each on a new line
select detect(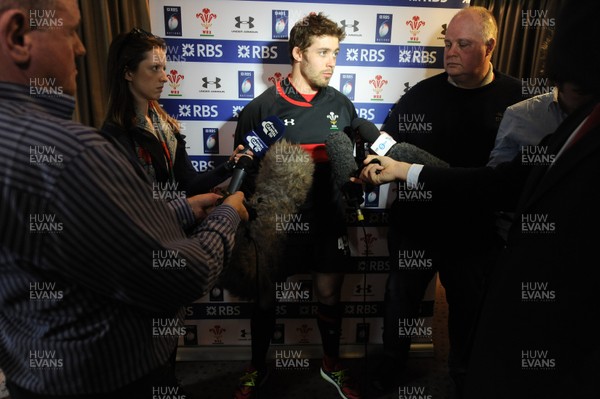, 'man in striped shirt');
0,0,248,397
